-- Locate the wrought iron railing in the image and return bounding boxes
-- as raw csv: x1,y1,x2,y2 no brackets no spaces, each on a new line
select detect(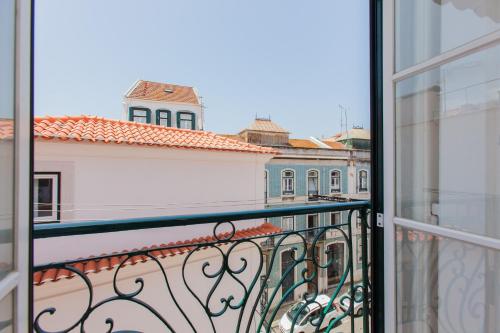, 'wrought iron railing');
32,201,370,333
